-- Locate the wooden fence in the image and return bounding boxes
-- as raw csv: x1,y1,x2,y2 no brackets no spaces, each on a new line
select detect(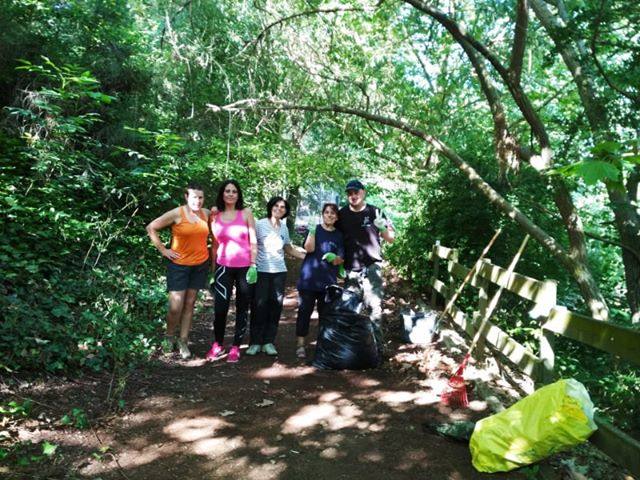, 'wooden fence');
428,243,640,478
